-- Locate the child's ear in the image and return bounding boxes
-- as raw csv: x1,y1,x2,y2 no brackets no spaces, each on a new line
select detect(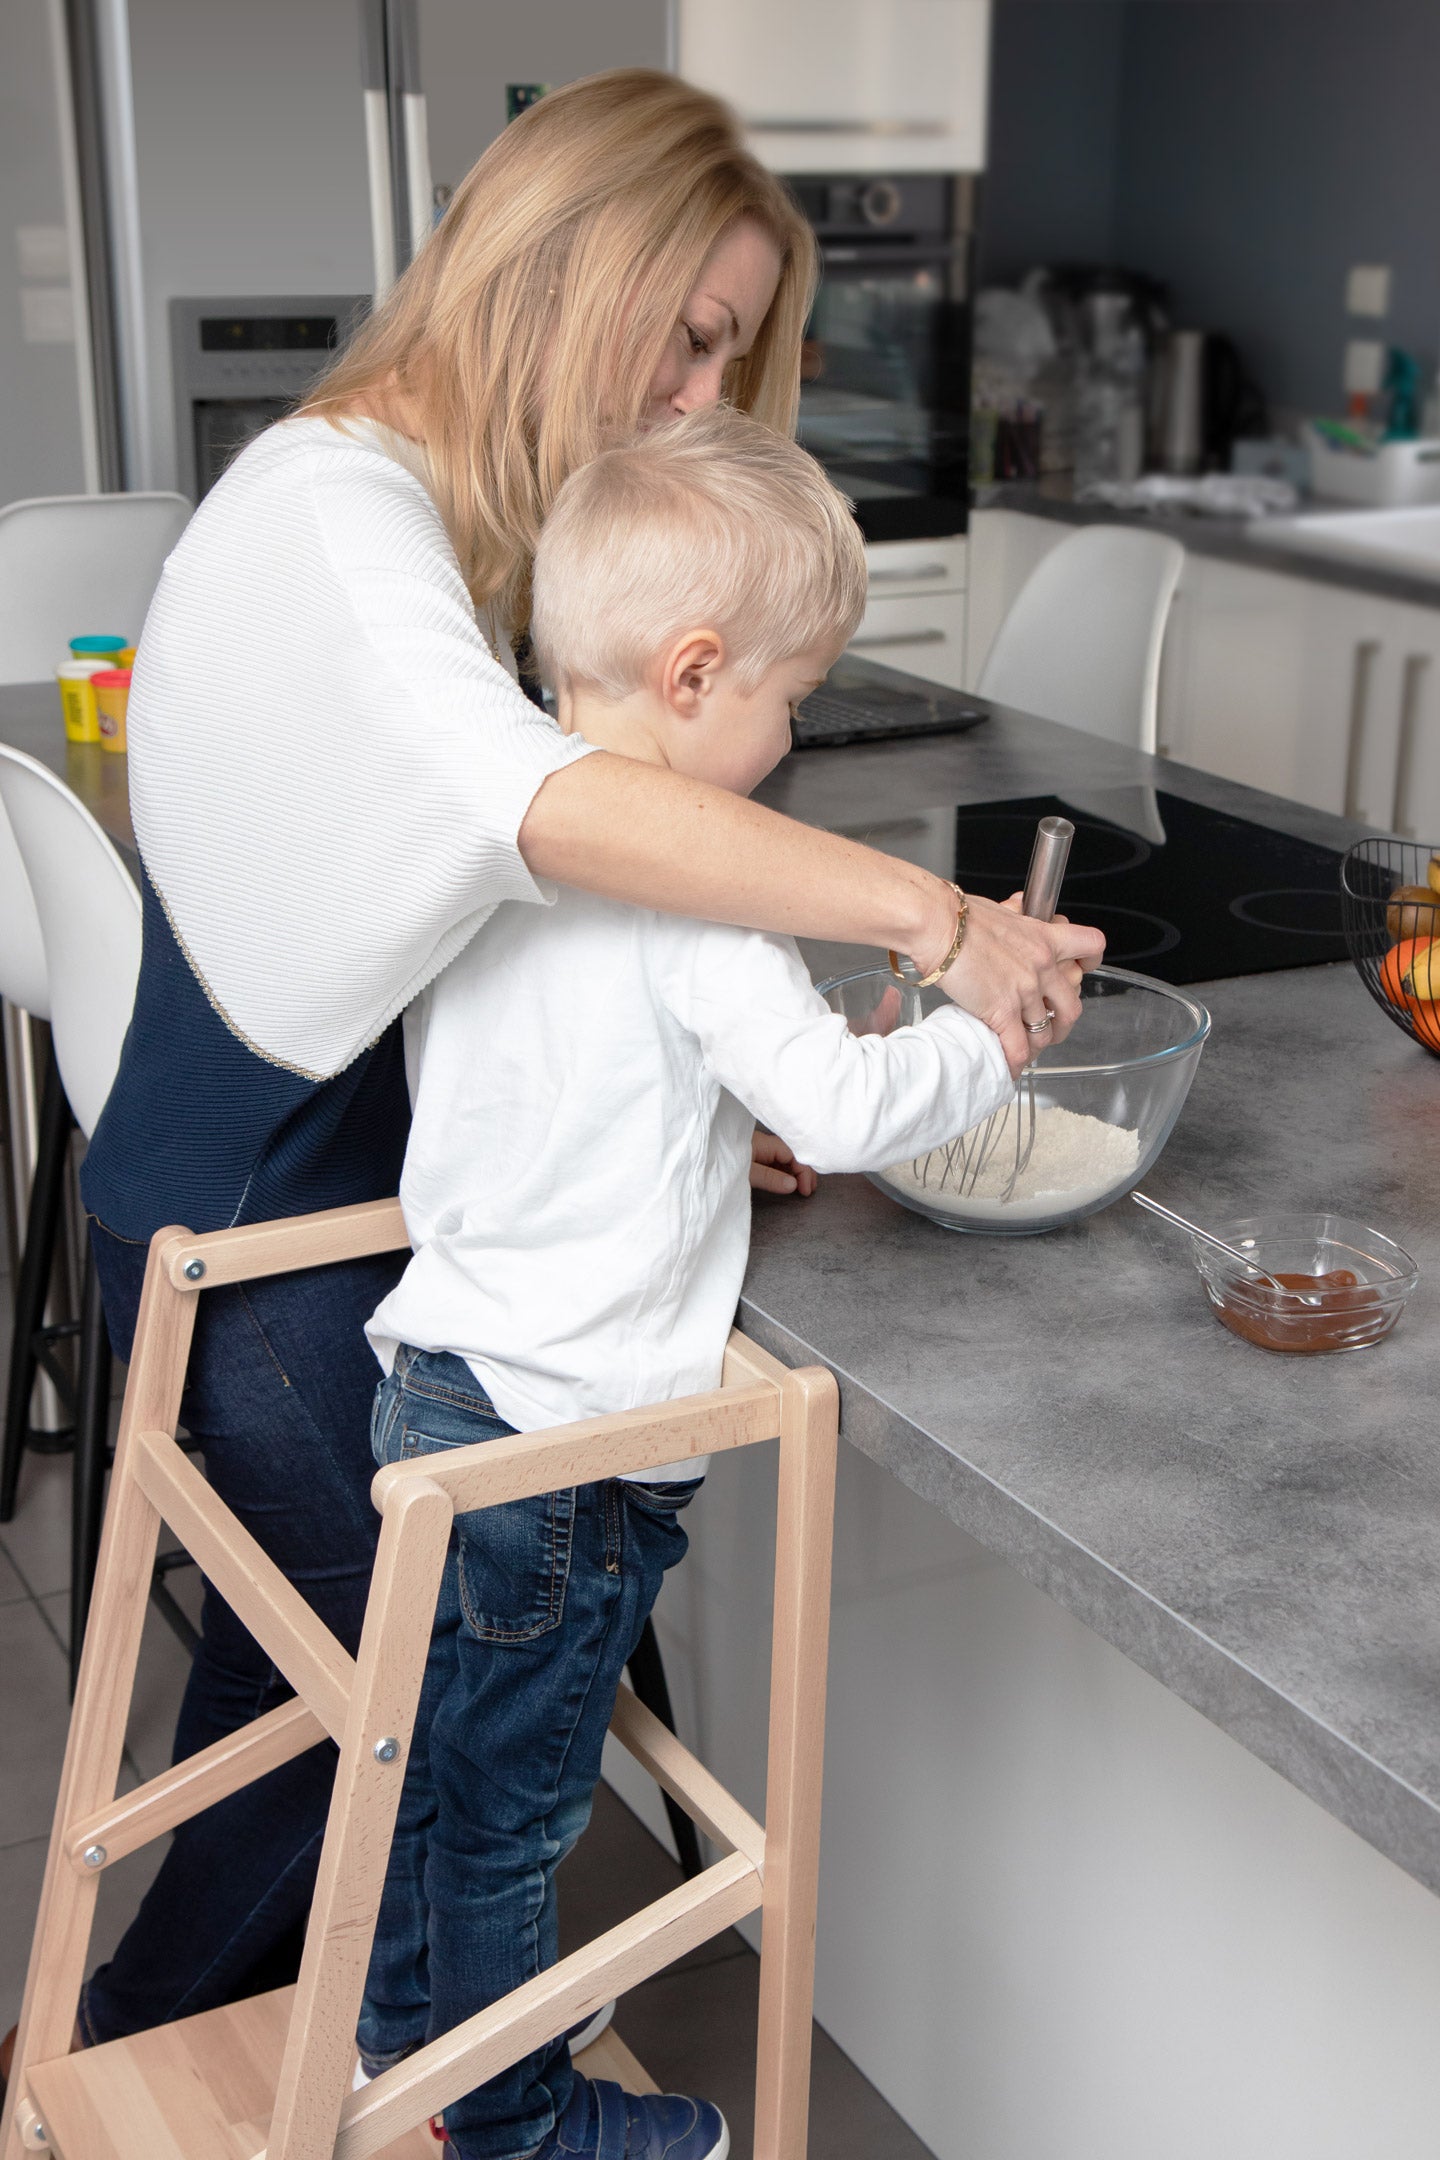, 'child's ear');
663,630,725,717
